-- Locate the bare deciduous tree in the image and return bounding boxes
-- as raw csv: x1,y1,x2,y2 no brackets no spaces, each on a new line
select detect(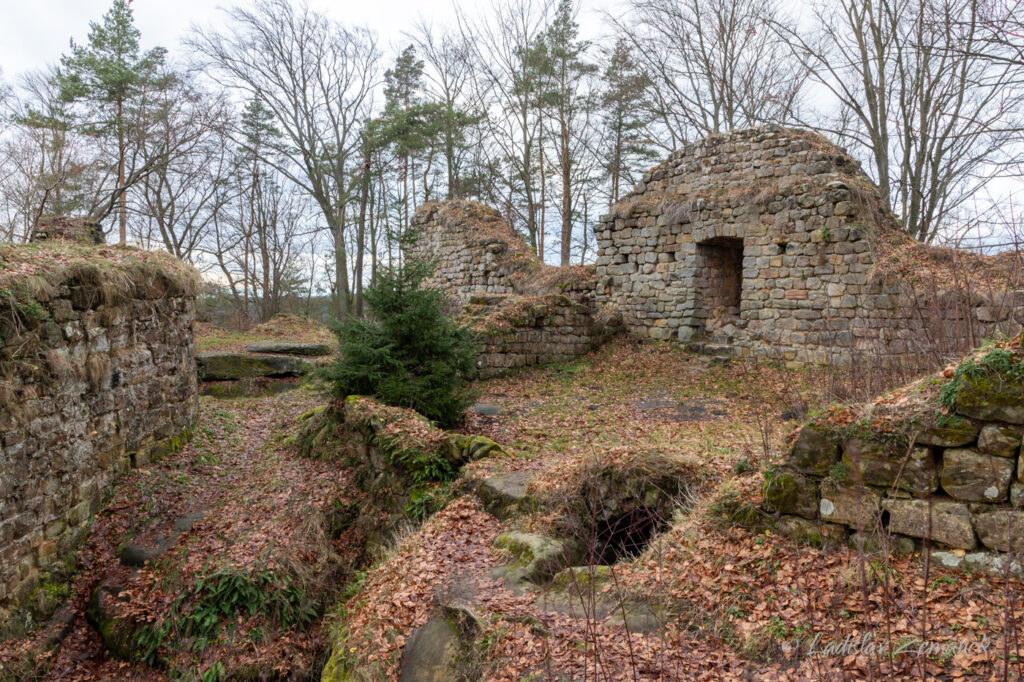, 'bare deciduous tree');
775,0,1024,242
191,0,380,317
610,0,805,146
